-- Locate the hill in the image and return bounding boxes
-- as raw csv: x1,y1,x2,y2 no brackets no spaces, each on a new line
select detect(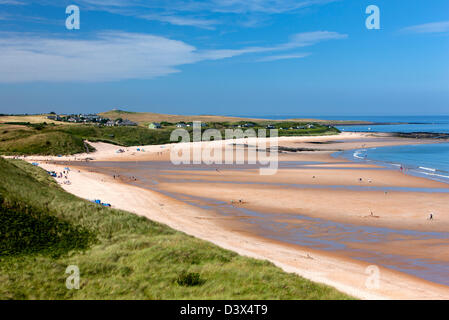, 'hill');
99,109,368,126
